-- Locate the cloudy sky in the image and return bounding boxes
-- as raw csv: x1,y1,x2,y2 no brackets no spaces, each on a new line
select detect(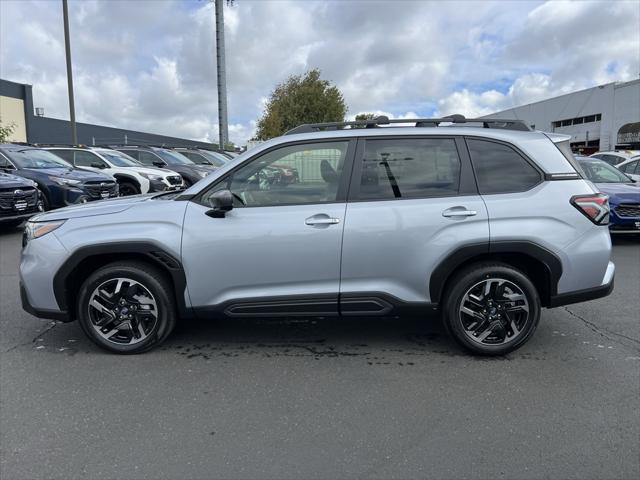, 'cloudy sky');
1,0,638,145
